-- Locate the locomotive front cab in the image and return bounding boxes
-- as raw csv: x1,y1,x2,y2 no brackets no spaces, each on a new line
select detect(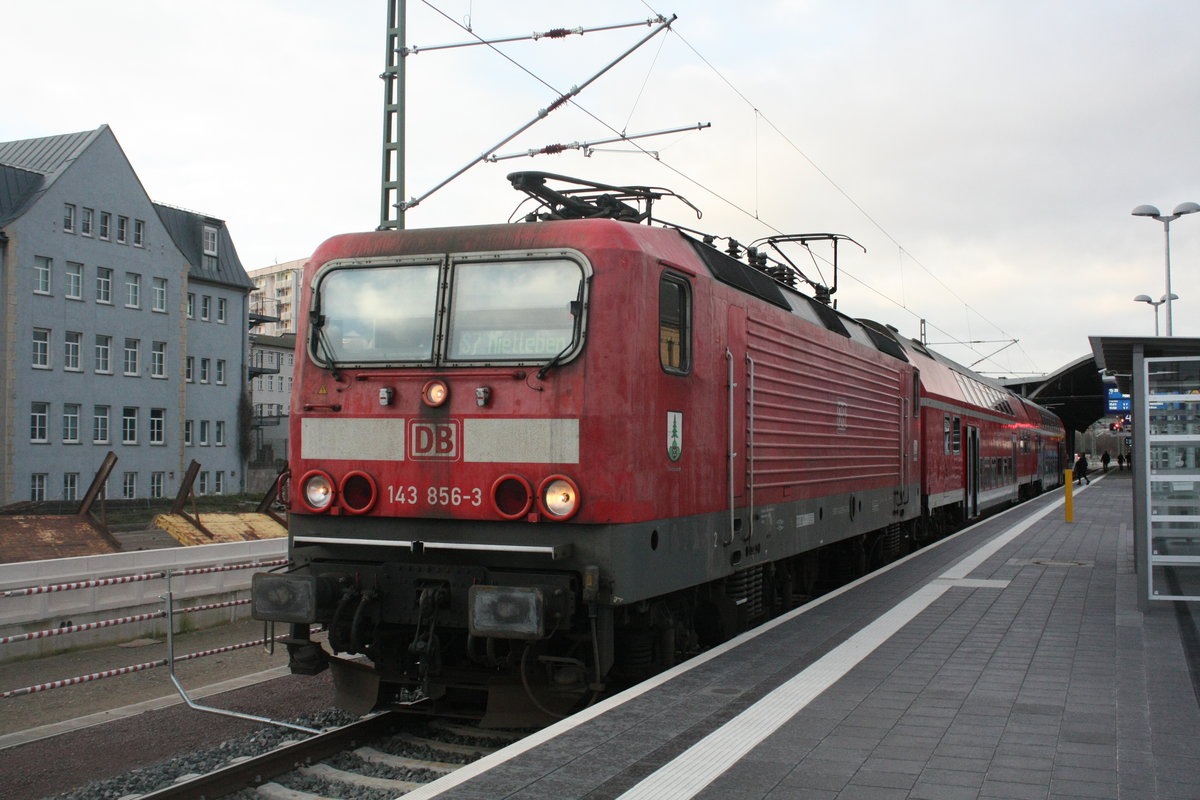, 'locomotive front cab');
253,236,600,708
